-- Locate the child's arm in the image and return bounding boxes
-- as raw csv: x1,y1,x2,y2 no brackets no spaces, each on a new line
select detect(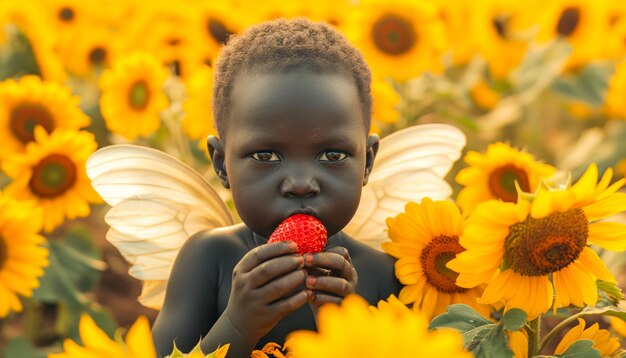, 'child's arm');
151,234,308,358
200,241,309,357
